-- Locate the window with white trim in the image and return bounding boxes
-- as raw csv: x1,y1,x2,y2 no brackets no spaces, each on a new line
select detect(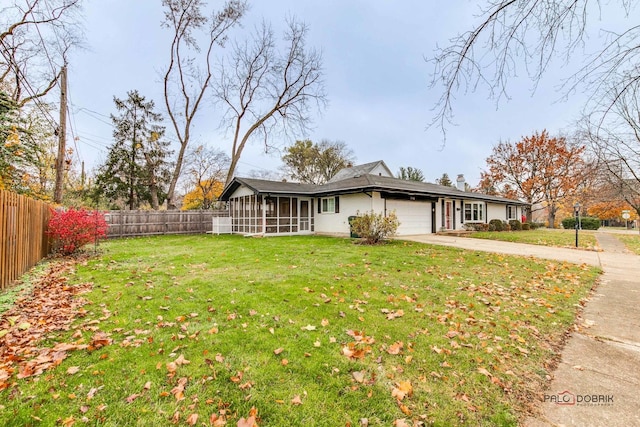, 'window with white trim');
464,202,484,222
507,205,517,220
321,197,336,213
